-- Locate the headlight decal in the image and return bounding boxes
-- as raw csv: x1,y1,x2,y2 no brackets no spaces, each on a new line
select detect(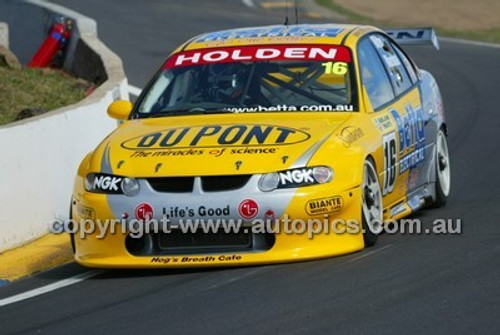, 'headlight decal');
85,173,124,194
85,173,141,196
259,166,333,191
